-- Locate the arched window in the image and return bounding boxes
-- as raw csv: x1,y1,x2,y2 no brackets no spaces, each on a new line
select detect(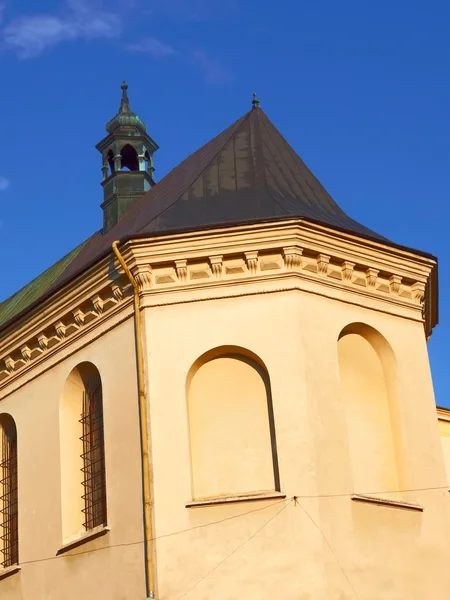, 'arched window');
0,414,18,568
107,149,115,175
187,347,279,500
144,149,152,173
120,144,139,171
60,363,106,540
338,324,399,495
